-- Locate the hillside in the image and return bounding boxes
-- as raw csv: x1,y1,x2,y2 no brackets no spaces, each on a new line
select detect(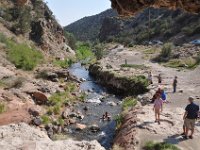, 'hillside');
64,9,117,42
0,0,73,59
66,8,200,46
